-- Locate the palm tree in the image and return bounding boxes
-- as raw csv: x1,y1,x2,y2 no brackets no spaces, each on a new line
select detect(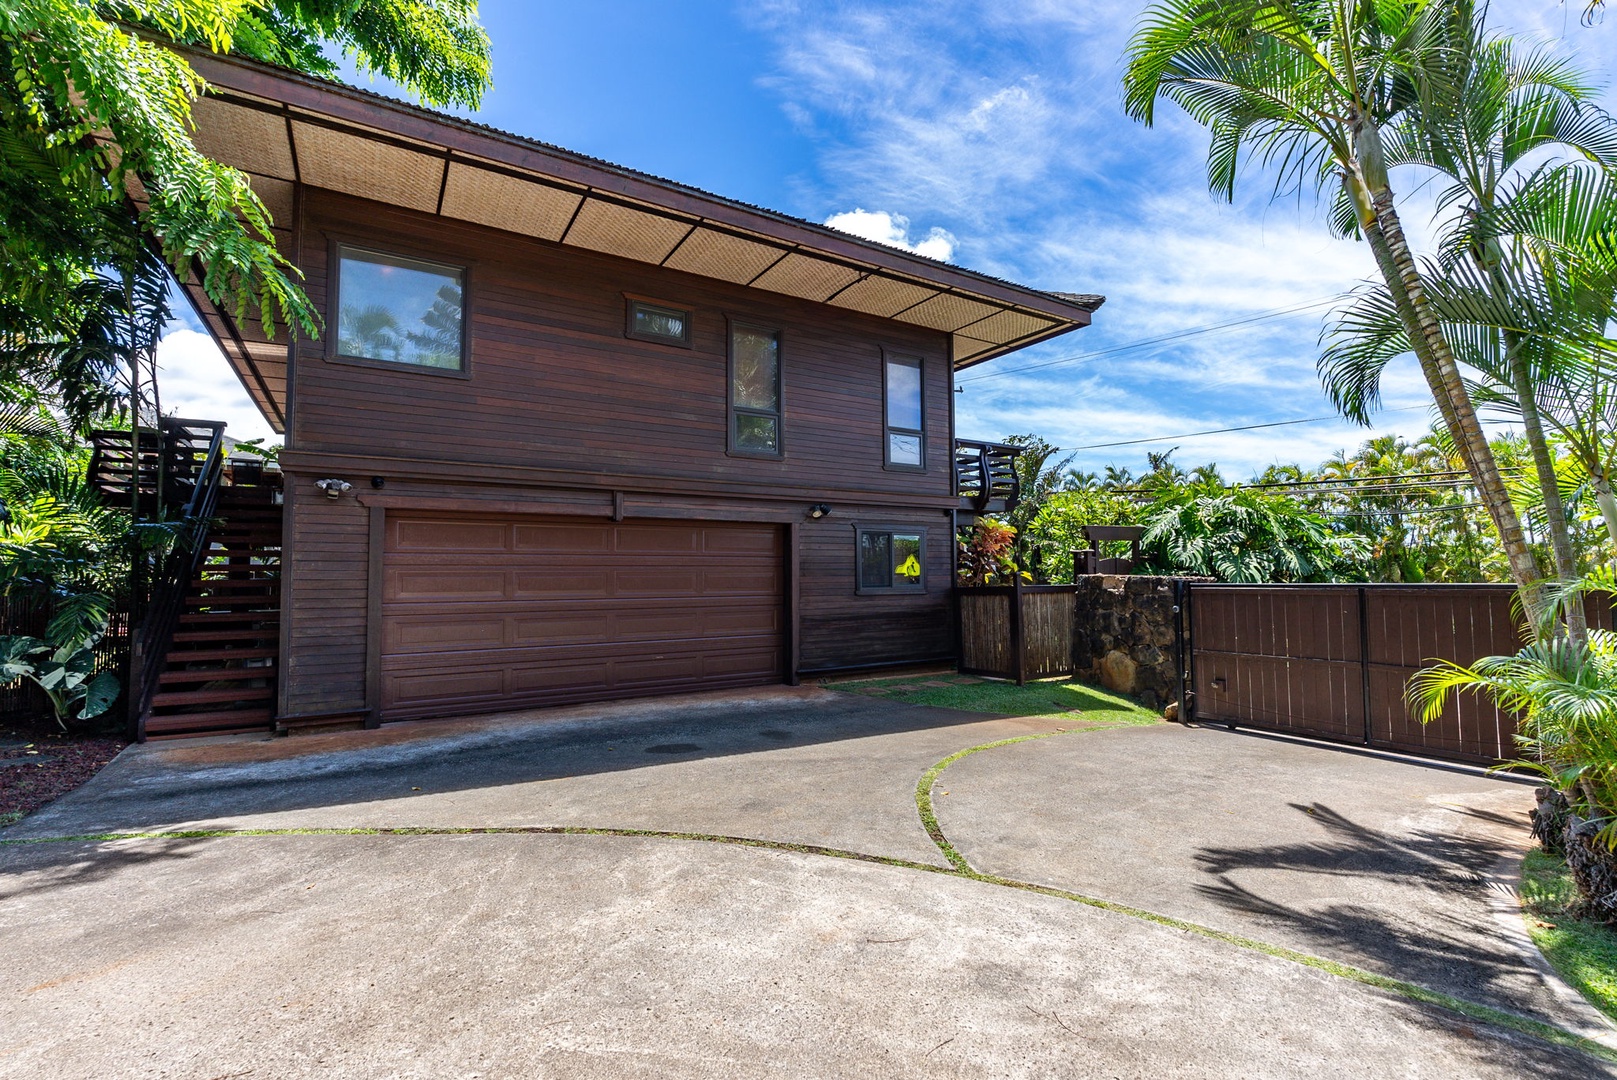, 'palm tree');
1124,0,1542,609
1318,22,1617,634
